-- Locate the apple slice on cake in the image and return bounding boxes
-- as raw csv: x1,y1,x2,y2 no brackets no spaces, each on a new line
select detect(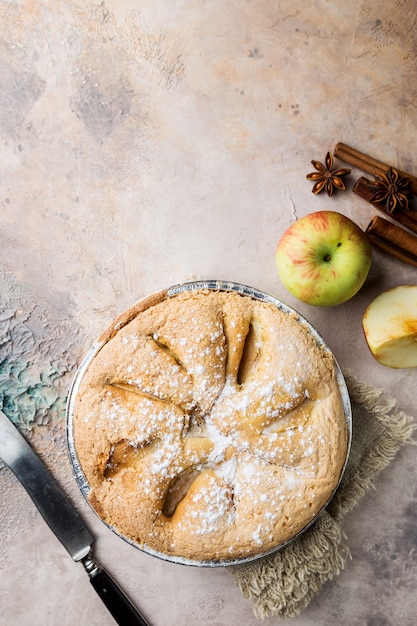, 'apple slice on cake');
362,285,417,368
